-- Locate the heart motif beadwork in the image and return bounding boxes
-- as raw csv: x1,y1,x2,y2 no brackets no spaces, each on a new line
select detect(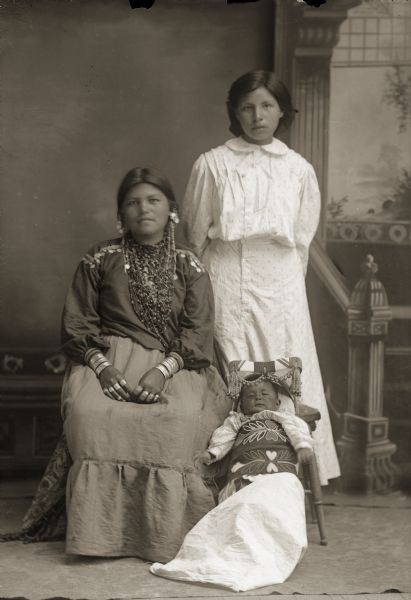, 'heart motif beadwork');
266,450,279,473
